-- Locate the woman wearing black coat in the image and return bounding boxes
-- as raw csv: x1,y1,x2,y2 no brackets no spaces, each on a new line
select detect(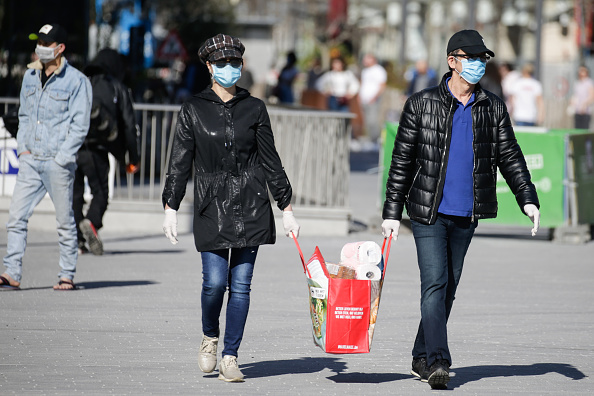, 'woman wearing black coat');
161,34,300,382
